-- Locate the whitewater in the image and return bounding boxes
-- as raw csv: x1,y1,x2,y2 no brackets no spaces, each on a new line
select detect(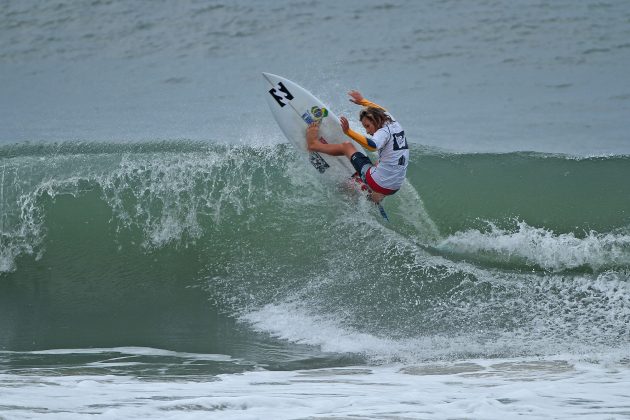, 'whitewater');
1,0,630,419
